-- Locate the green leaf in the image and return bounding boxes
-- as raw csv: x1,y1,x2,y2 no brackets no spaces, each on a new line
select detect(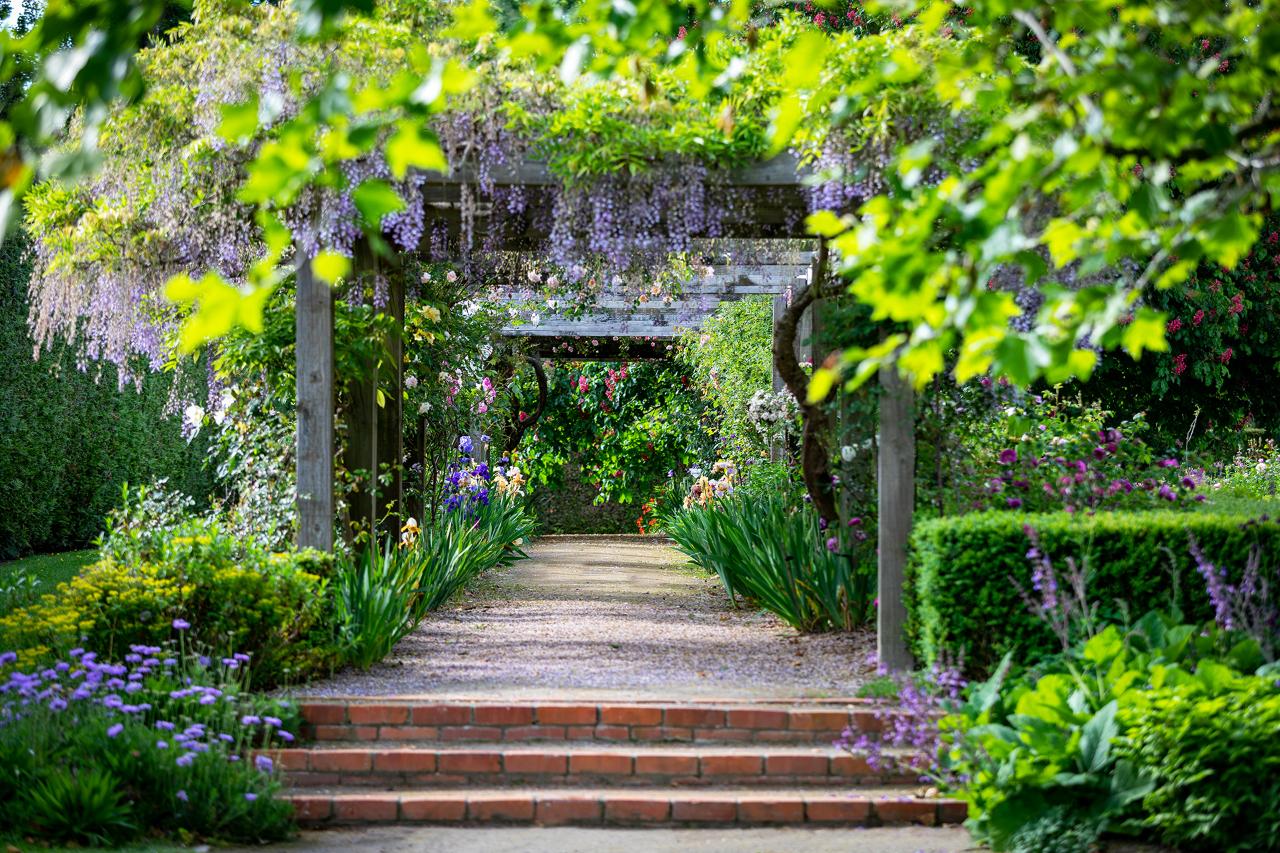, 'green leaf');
1079,700,1118,773
1120,307,1168,359
312,250,351,285
805,210,848,238
218,94,259,144
807,365,839,403
352,179,405,227
444,0,497,41
385,120,447,179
